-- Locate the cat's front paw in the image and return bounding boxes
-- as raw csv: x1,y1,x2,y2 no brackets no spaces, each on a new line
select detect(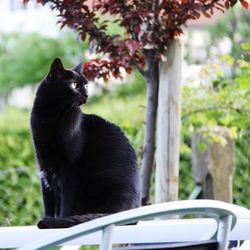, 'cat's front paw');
37,216,56,229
